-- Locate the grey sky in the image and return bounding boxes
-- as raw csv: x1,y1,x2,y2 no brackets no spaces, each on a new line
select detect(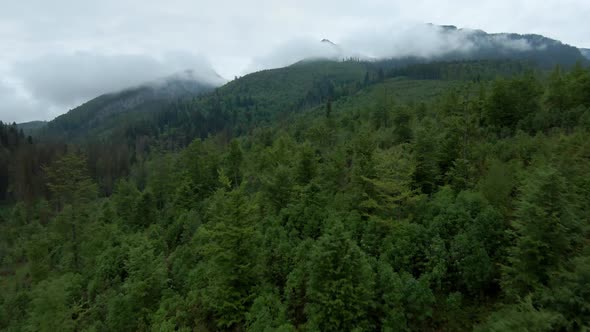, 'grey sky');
1,0,589,123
